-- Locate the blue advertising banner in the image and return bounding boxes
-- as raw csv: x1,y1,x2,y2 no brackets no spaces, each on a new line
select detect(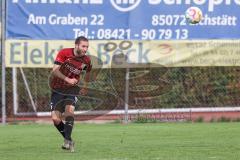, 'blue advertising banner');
6,0,240,40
